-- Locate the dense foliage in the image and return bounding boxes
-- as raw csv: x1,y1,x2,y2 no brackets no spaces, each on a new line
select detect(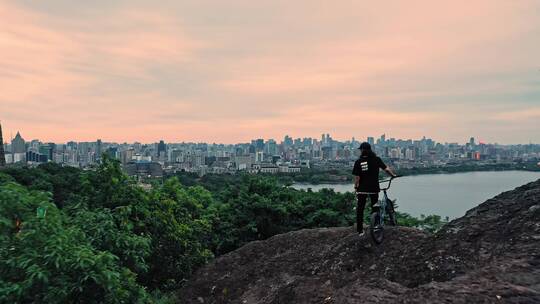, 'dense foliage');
0,173,149,303
0,158,211,302
1,158,448,302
